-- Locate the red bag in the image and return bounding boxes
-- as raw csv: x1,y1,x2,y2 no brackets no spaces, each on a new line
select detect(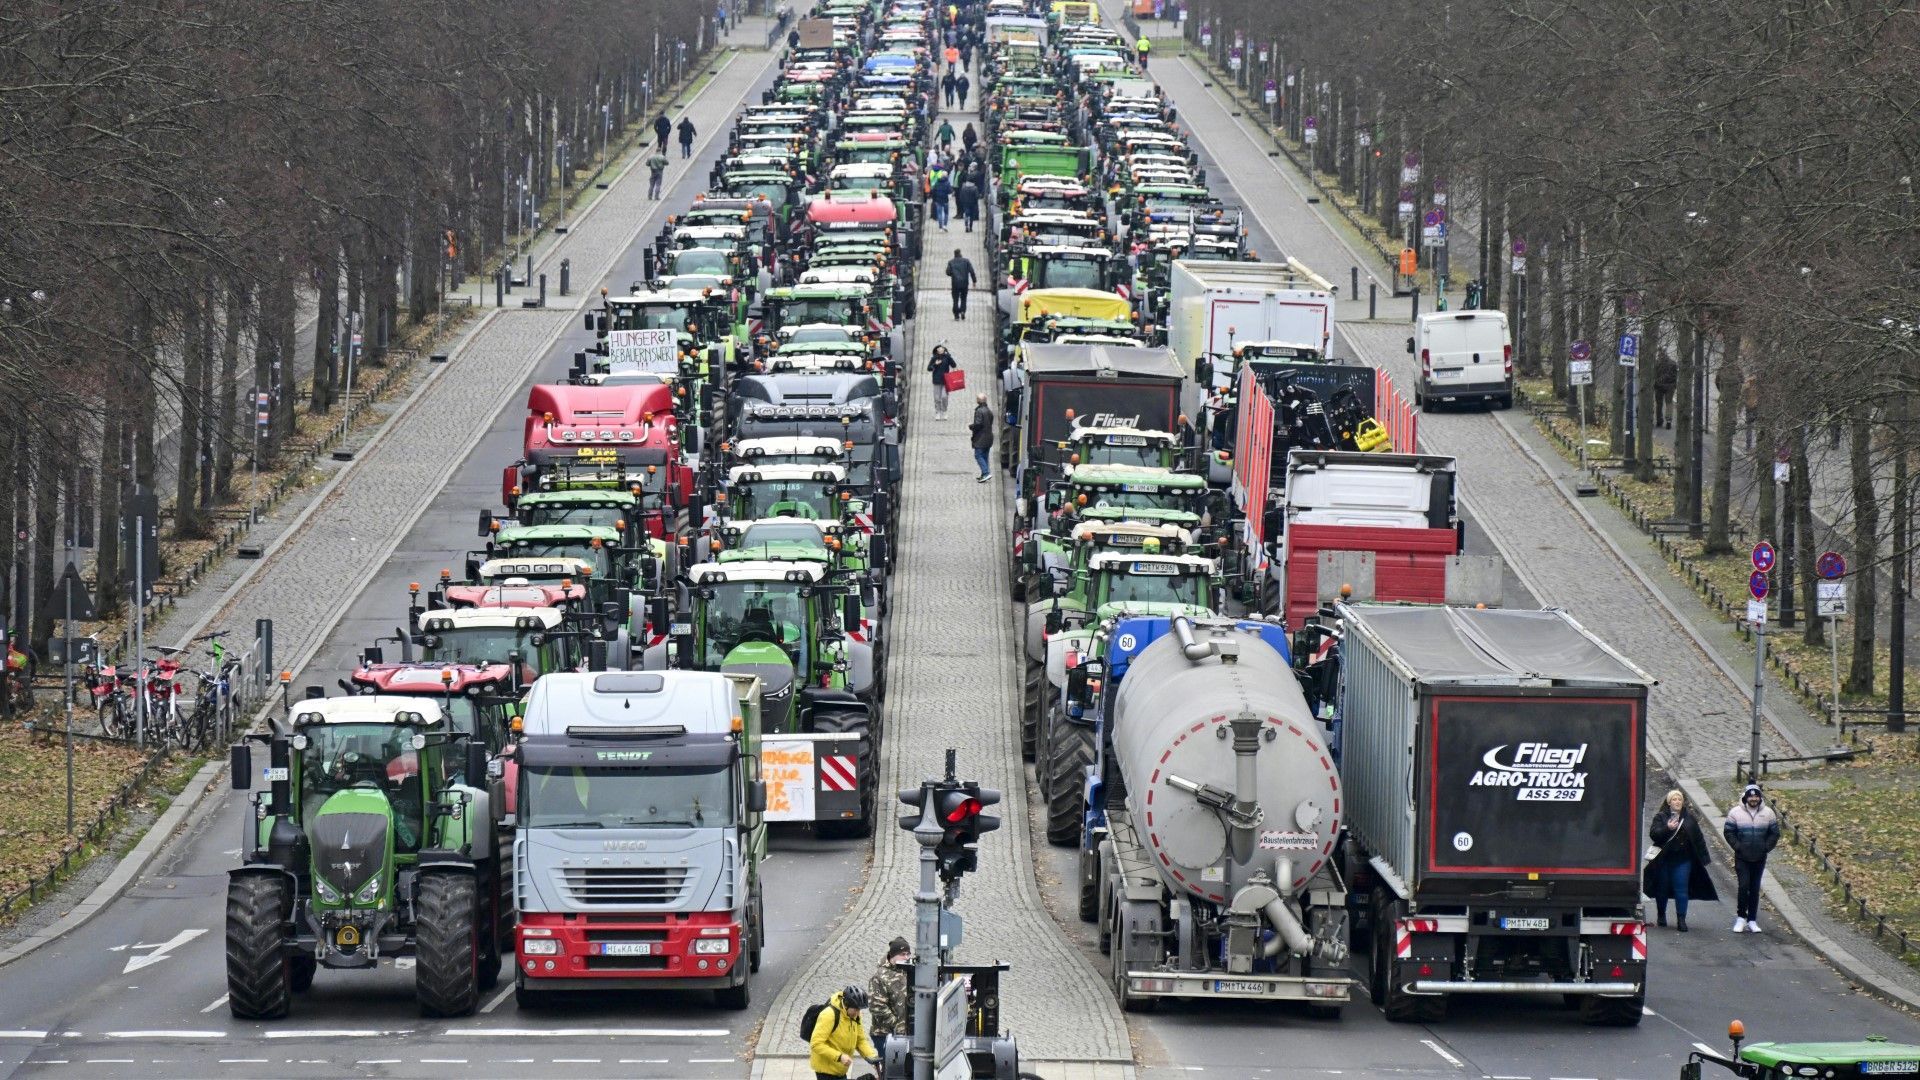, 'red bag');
943,369,967,392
